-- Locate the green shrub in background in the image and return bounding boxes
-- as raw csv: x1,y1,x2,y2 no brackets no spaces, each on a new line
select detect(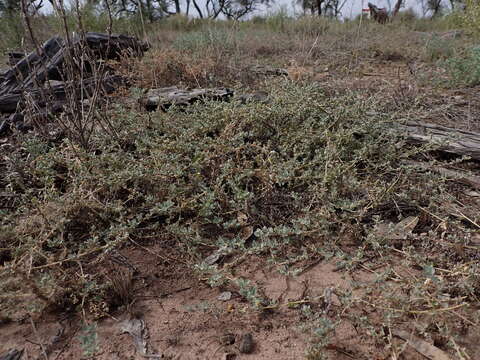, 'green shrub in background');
462,0,480,34
160,14,209,31
445,46,480,86
263,11,334,36
393,8,418,23
0,5,145,54
0,13,25,51
265,8,292,33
